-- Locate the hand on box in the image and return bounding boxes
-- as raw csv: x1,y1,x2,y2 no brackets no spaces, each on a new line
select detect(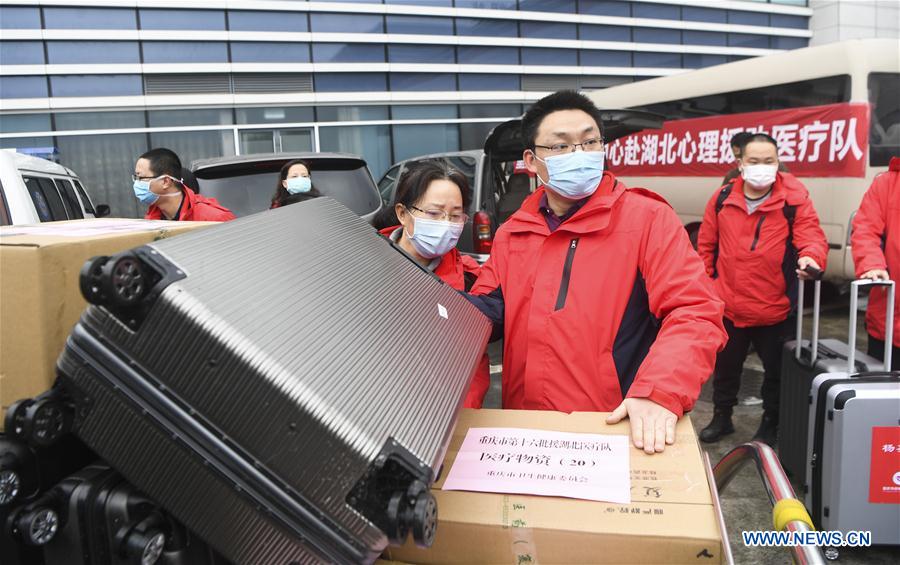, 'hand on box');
606,398,677,455
860,269,890,281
